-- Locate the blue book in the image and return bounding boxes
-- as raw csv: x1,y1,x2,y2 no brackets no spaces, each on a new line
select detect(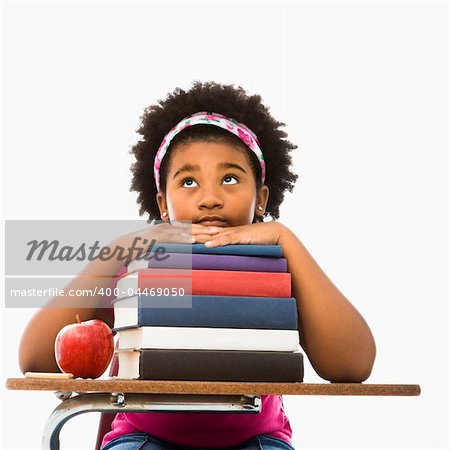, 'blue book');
151,243,283,258
113,295,298,331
